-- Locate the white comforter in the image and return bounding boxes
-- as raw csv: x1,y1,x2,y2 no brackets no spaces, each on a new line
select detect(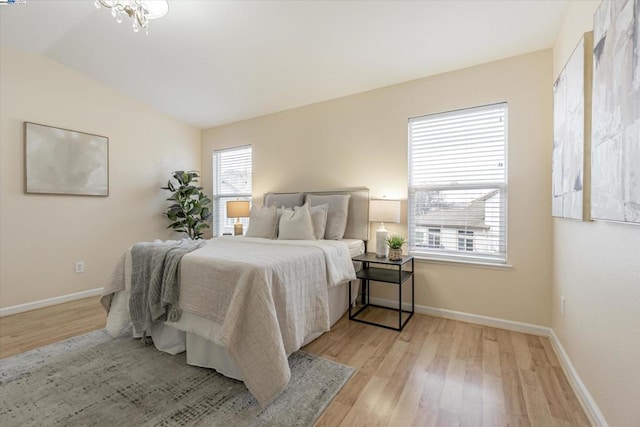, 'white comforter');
101,236,356,406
